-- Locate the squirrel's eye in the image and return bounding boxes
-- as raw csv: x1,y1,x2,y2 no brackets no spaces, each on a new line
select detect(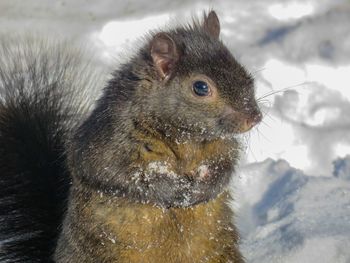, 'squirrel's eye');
193,81,210,96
